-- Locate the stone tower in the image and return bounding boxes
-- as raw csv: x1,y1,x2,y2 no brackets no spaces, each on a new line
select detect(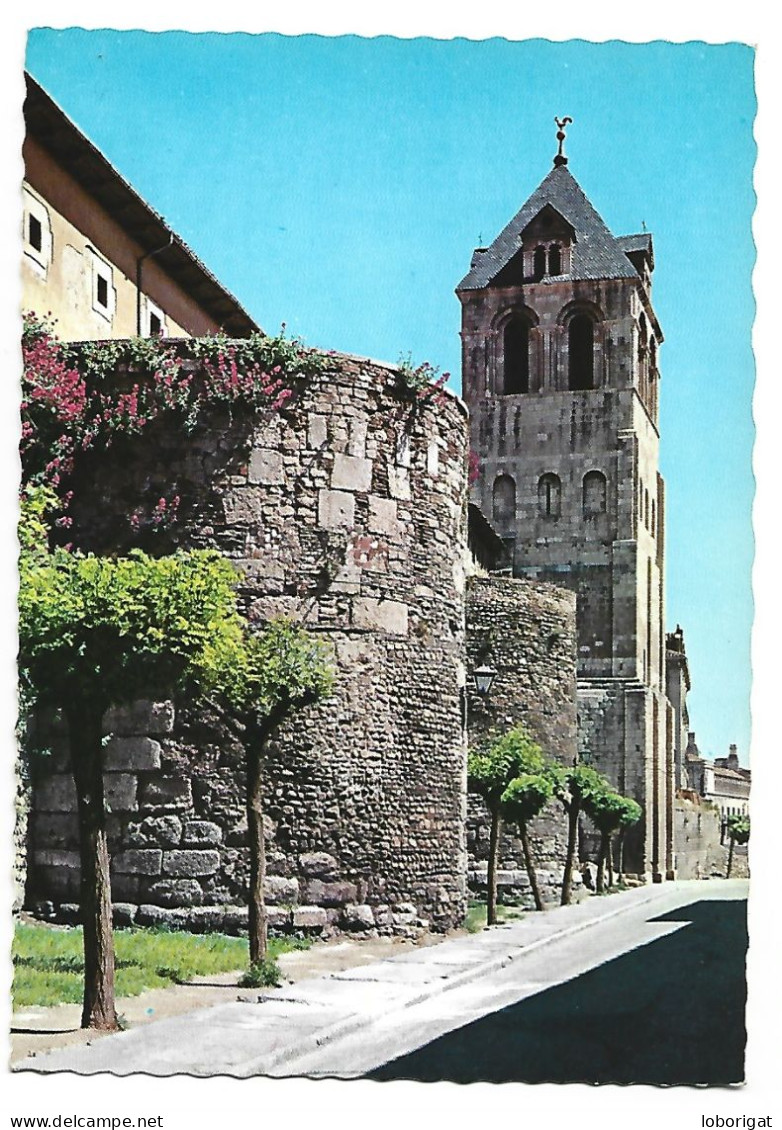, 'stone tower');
458,138,674,878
